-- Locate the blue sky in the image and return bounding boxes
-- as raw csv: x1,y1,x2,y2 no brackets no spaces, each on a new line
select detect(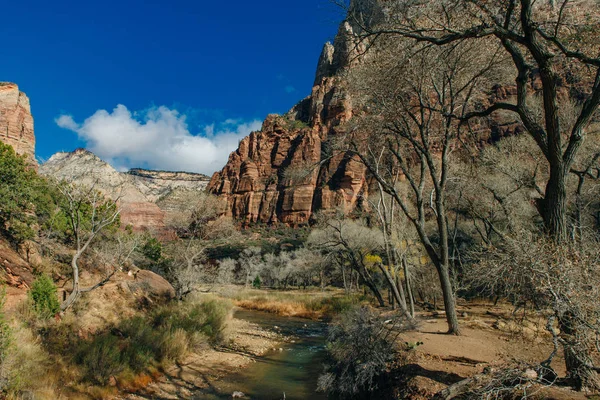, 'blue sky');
1,0,343,174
